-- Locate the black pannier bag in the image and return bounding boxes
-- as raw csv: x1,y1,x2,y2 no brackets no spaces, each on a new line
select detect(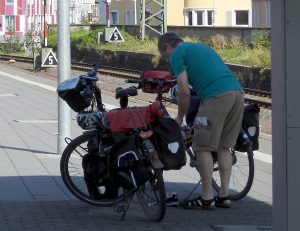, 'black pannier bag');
153,116,186,170
111,133,150,189
57,76,92,112
82,139,119,199
235,103,260,152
